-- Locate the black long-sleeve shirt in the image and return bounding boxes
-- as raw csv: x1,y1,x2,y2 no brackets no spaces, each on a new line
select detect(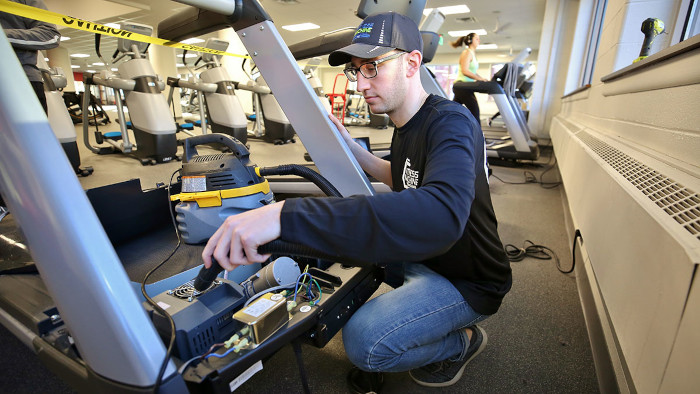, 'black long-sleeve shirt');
281,95,511,315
